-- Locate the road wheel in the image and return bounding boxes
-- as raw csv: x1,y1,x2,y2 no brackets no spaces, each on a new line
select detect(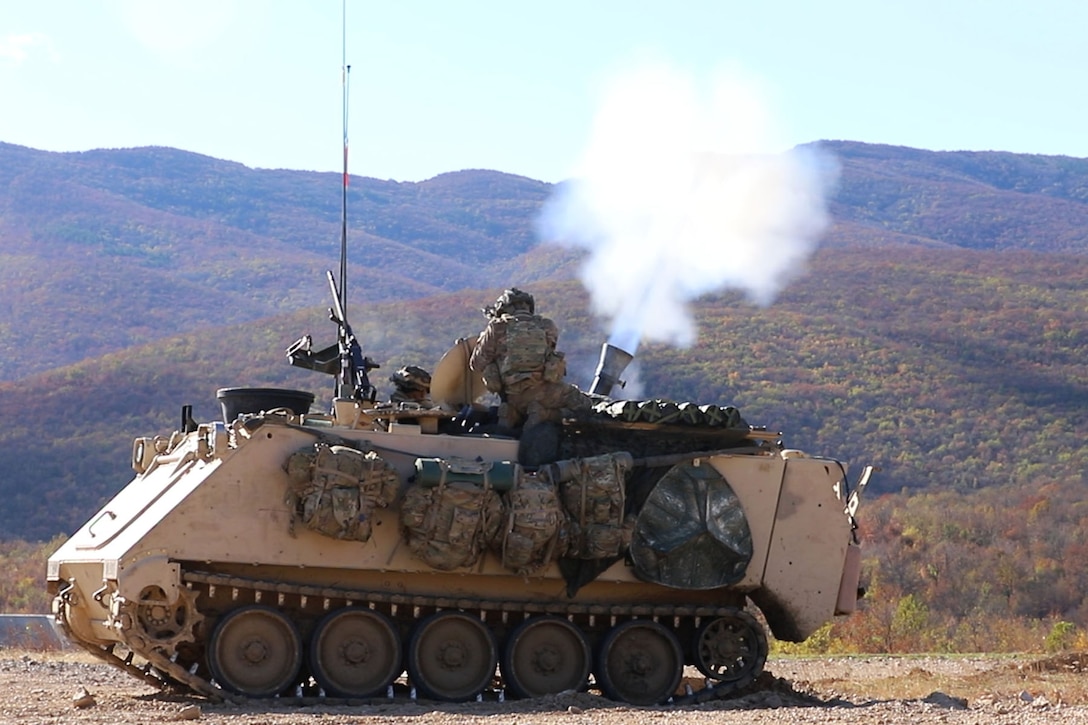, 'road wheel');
207,605,302,698
309,607,402,698
596,619,682,705
501,615,590,698
407,611,497,702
